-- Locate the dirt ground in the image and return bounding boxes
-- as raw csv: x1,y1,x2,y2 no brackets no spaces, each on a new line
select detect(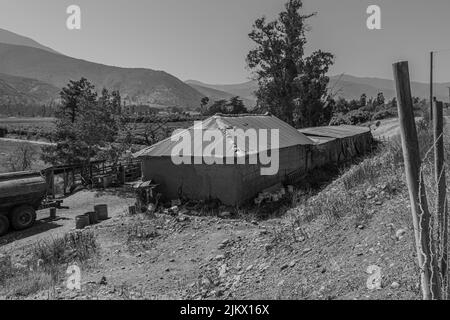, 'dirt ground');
0,181,421,300
0,118,427,300
0,188,135,252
